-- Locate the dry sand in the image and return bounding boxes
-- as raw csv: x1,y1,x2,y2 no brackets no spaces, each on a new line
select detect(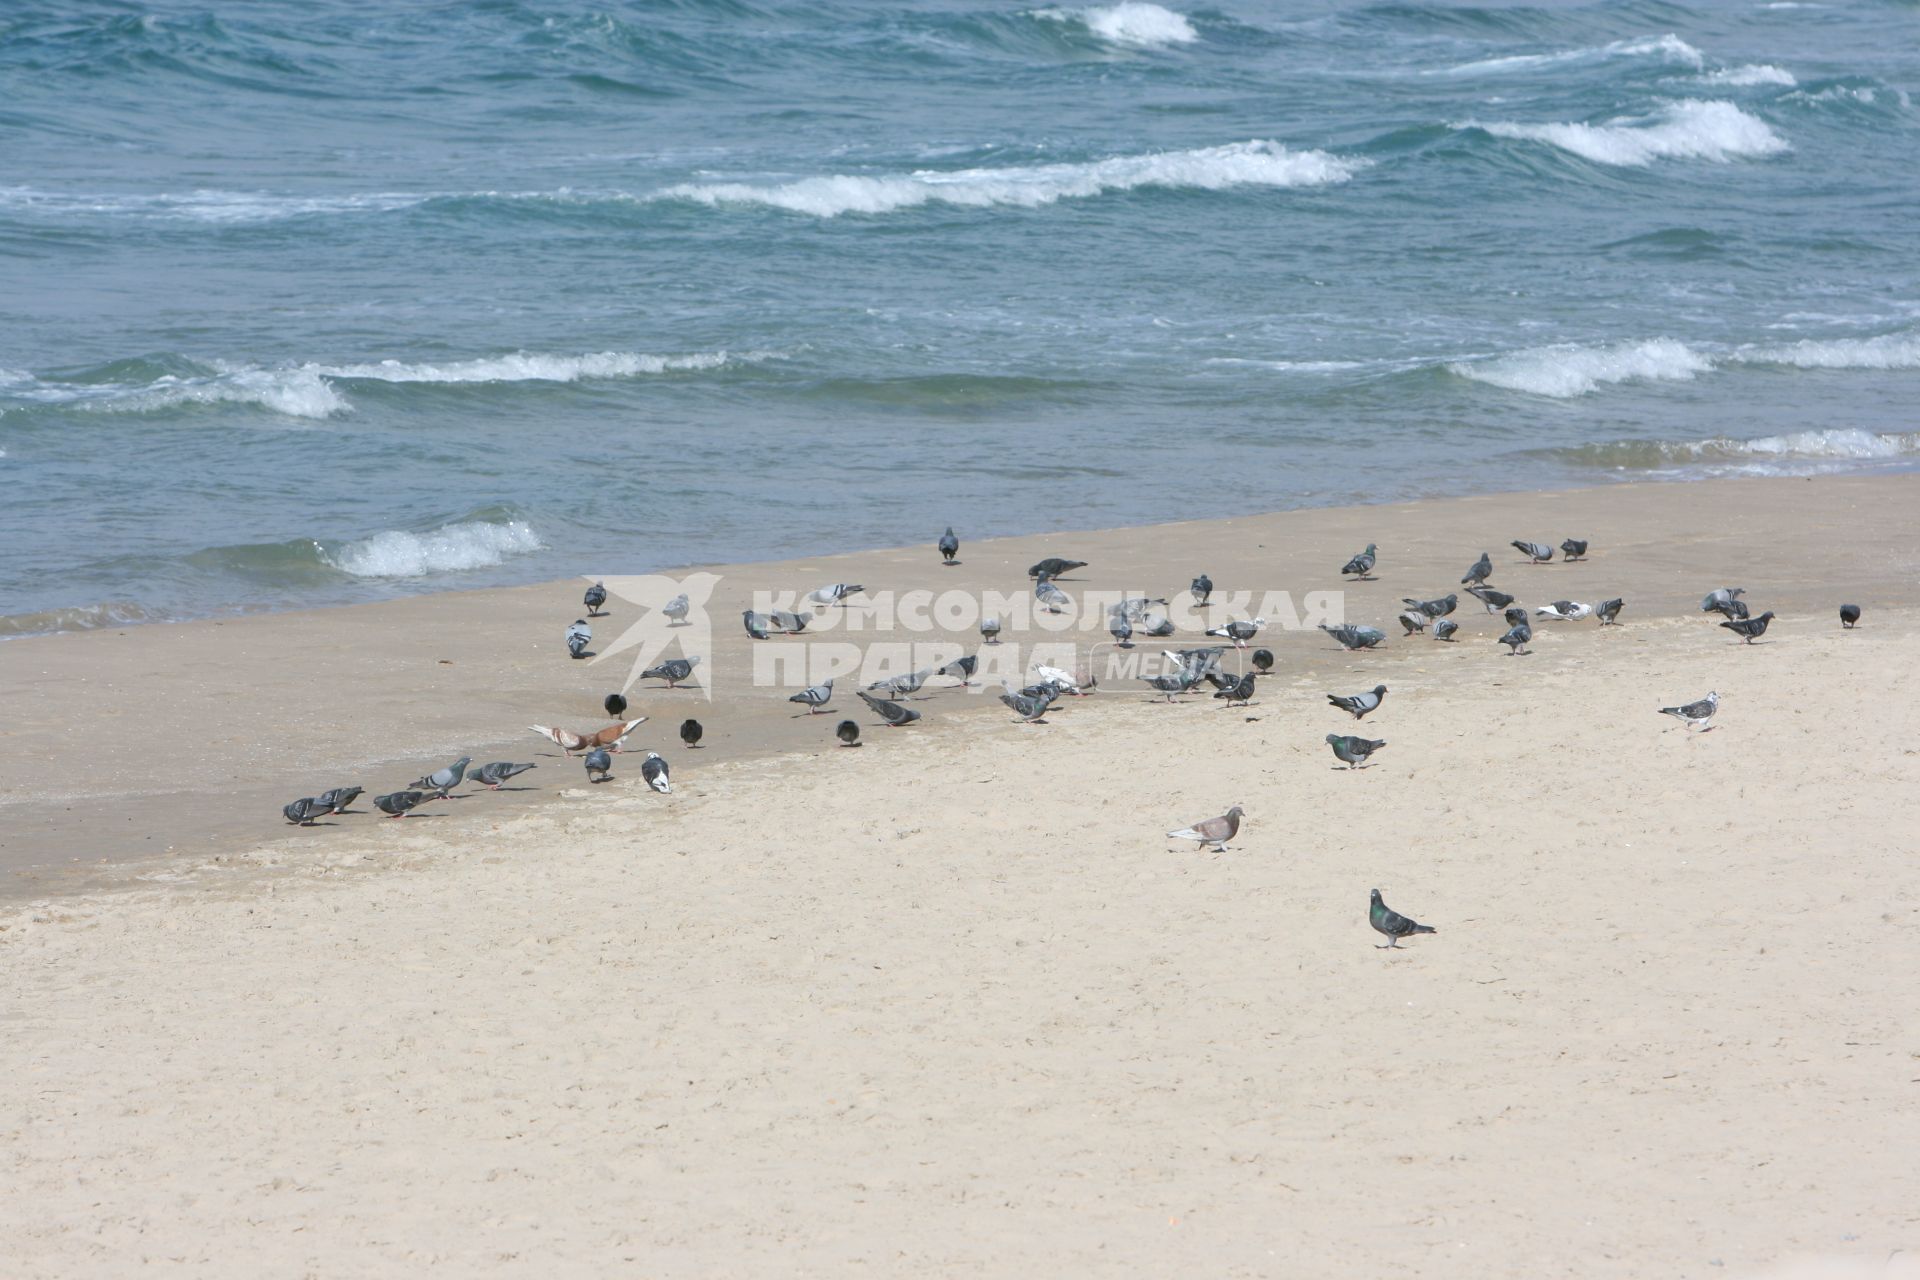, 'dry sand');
4,474,1919,1275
